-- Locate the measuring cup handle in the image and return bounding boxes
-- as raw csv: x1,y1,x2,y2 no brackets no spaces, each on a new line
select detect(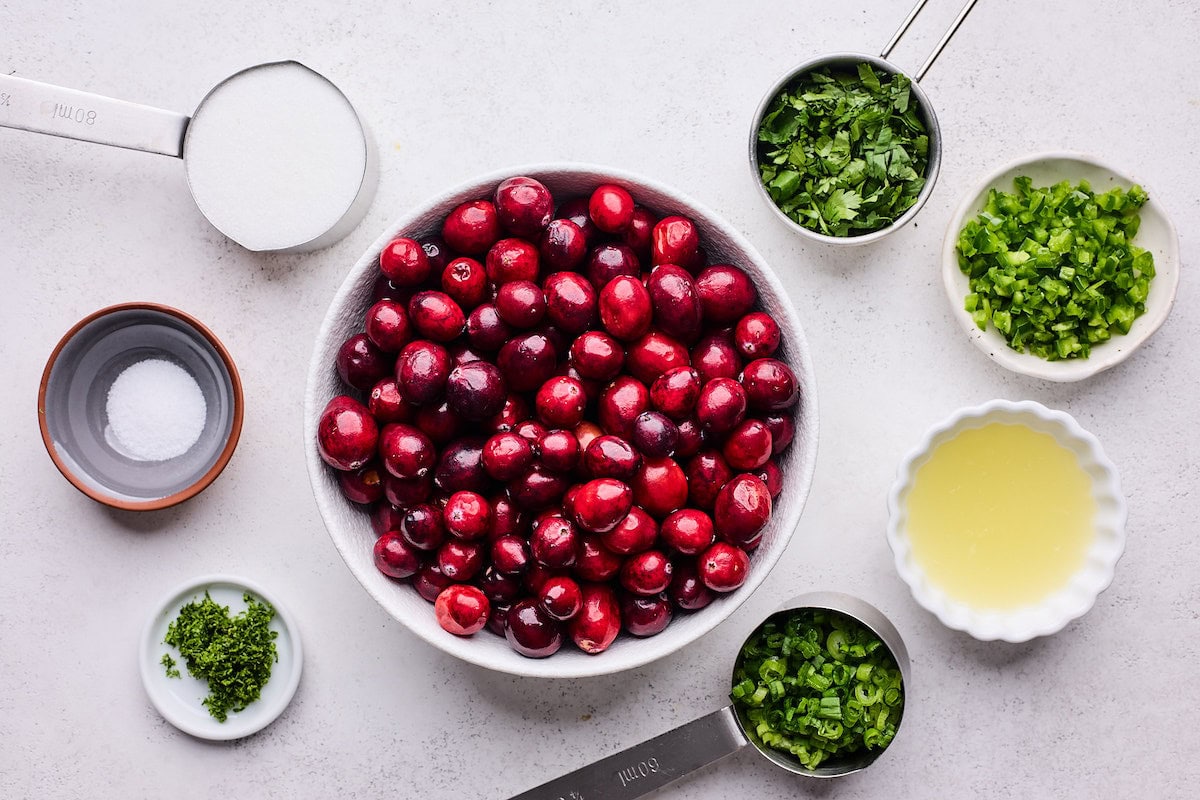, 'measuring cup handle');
505,705,748,800
0,73,187,157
